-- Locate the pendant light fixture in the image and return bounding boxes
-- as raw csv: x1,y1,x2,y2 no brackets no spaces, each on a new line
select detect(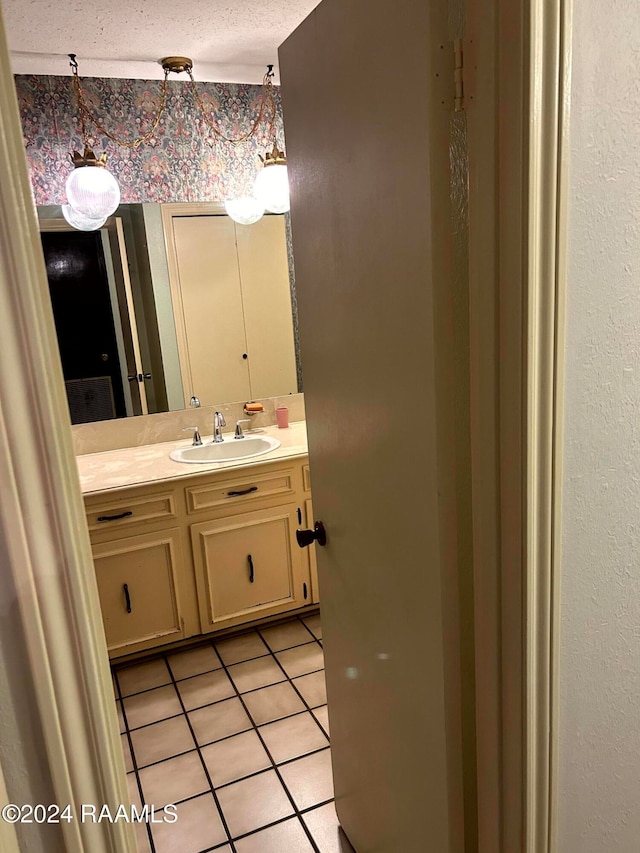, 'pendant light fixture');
65,55,122,223
254,143,290,214
224,196,265,225
61,203,107,231
64,56,286,227
65,147,120,220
